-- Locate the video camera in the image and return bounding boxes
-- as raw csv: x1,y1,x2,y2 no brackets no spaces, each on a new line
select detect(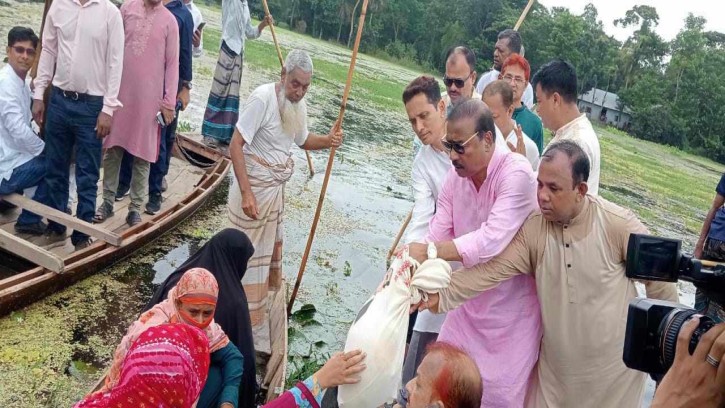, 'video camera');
623,233,725,375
